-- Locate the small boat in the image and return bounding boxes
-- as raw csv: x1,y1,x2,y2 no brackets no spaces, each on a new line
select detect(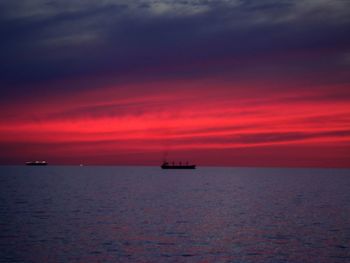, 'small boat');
161,161,196,169
25,161,48,166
